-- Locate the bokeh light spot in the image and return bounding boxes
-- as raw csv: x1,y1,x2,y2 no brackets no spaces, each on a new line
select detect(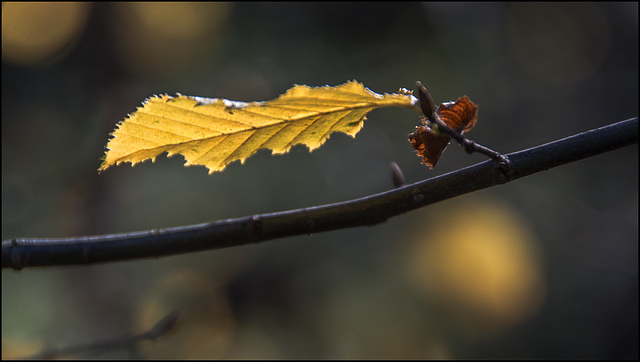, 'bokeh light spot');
405,198,546,336
2,2,90,66
109,2,232,79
